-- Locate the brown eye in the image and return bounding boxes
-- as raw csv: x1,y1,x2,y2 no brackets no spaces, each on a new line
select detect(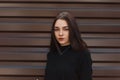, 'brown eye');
64,27,69,30
54,27,59,31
